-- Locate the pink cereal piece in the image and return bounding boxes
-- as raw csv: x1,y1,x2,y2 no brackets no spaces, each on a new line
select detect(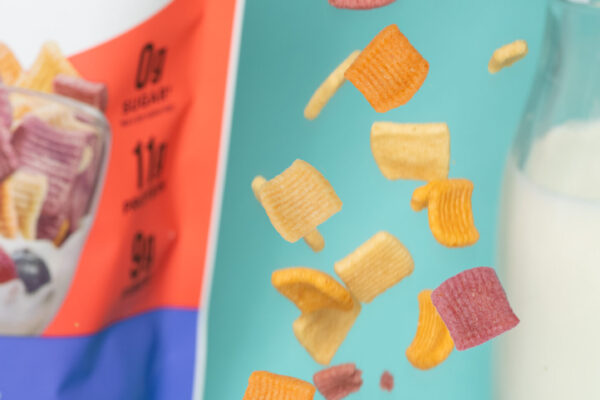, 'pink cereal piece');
53,74,108,112
328,0,396,10
379,371,394,392
0,85,11,130
313,363,363,400
431,267,519,351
